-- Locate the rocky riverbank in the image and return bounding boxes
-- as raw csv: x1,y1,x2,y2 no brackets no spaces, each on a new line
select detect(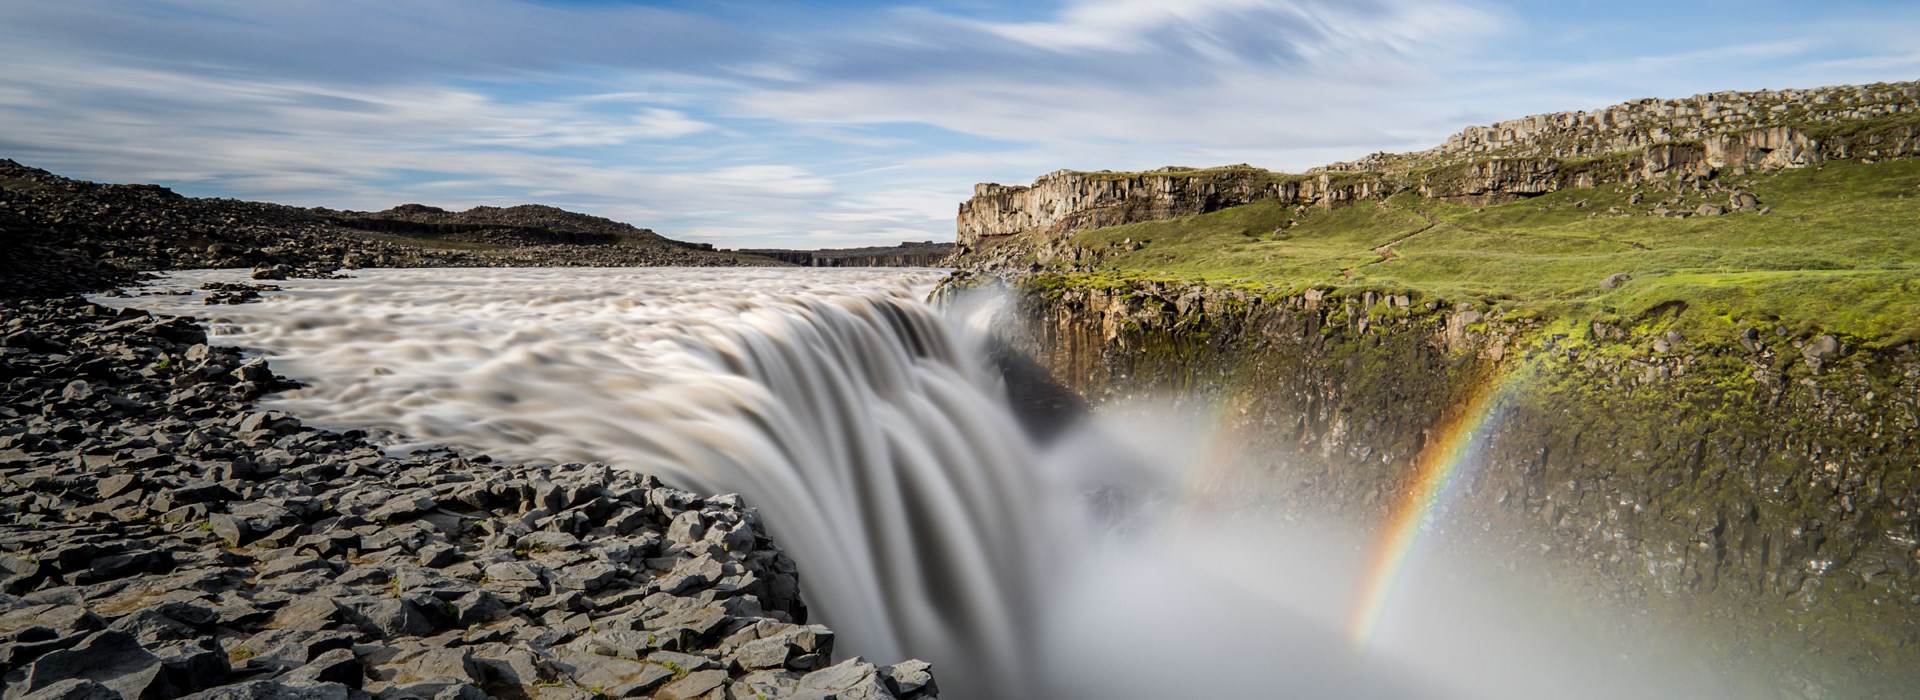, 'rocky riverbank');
0,293,938,698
